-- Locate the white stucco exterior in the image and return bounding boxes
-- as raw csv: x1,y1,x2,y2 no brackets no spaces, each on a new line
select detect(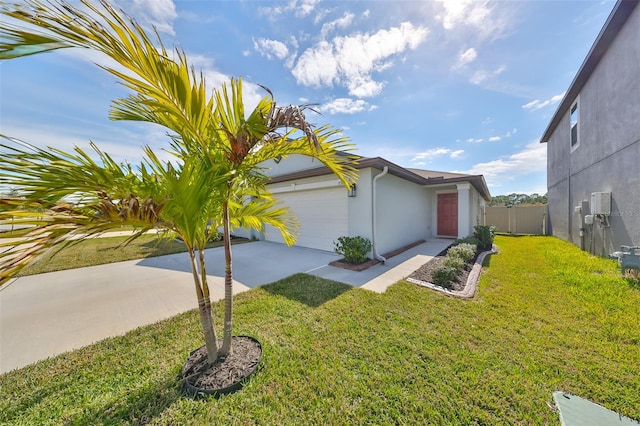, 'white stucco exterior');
242,155,489,253
371,171,430,255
